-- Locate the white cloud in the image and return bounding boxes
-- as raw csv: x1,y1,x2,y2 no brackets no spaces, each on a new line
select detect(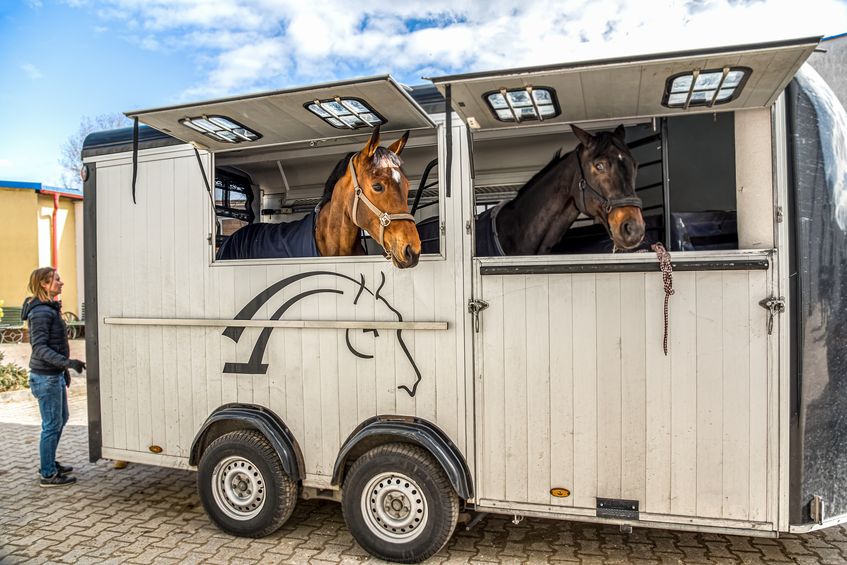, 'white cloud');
21,63,43,80
79,0,847,99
